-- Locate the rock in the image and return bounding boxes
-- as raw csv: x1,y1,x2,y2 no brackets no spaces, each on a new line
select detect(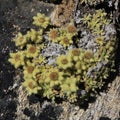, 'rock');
0,0,120,120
